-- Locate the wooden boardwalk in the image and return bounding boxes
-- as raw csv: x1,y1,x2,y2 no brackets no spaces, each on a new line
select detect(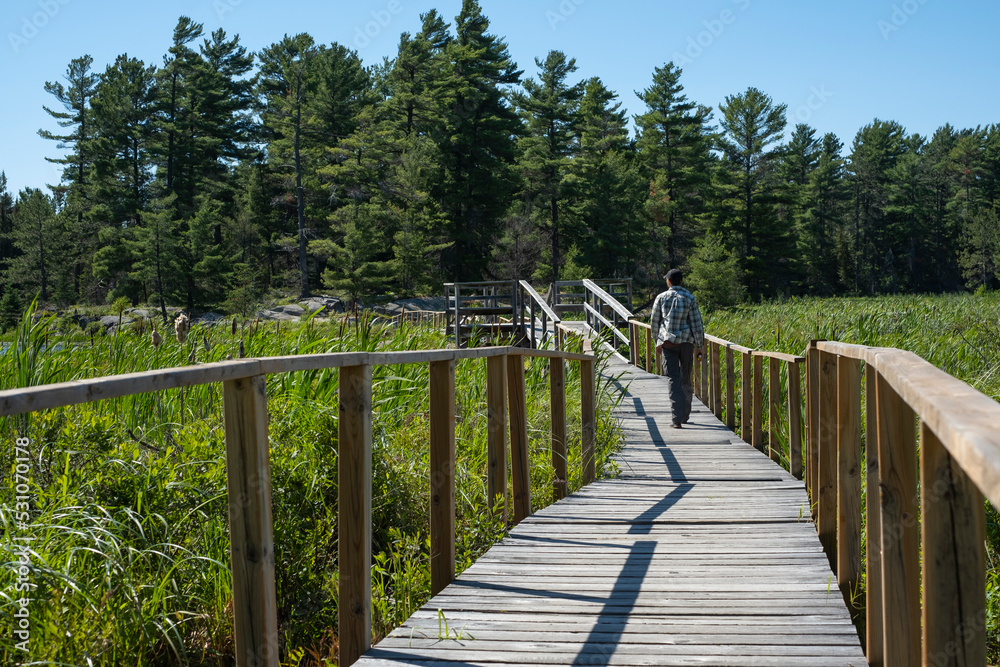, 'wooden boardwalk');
357,354,869,666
